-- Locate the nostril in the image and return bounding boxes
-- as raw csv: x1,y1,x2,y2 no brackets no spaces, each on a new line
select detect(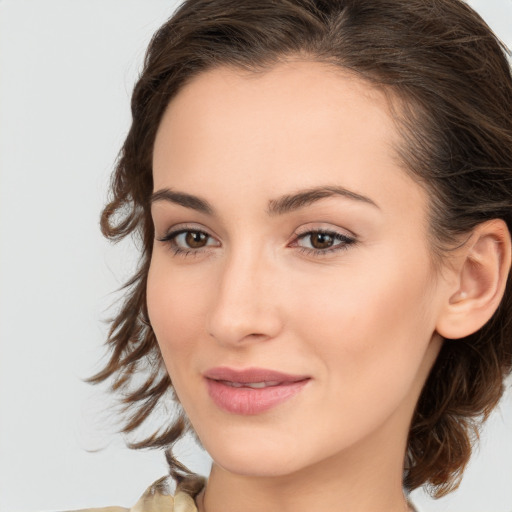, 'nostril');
207,328,275,346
